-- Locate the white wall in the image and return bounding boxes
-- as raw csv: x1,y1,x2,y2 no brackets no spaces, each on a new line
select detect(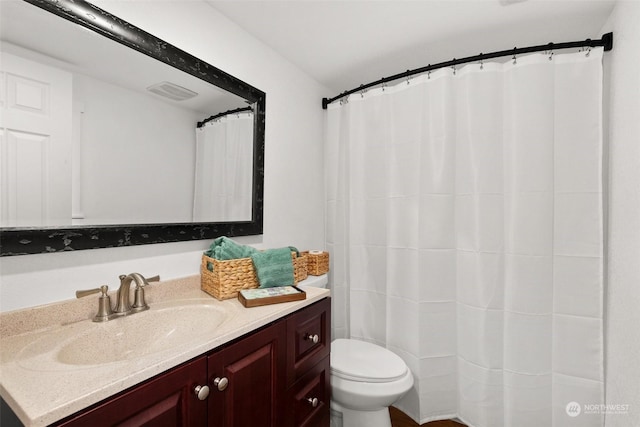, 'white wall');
0,0,329,312
601,2,640,426
74,73,199,225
